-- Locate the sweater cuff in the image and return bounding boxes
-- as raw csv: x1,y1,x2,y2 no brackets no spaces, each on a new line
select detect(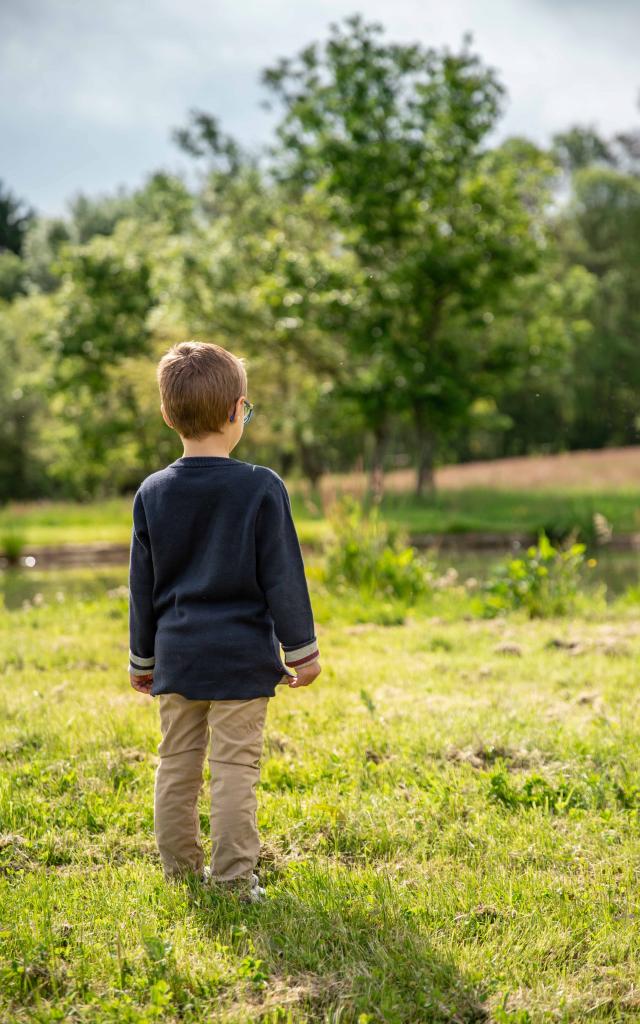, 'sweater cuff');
129,651,155,676
282,639,320,668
